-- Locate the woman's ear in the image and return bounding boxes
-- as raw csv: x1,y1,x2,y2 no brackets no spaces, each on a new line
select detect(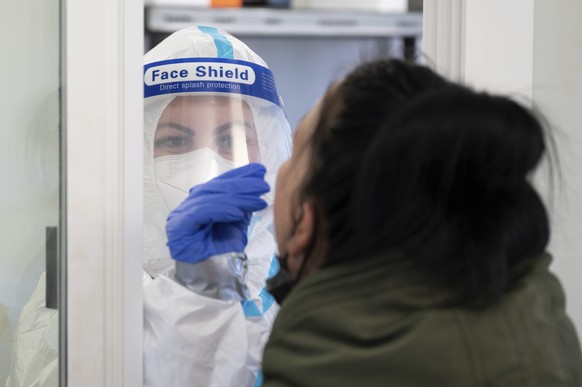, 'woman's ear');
286,201,316,256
